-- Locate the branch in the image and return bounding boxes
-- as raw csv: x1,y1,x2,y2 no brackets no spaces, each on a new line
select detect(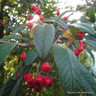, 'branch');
0,41,35,47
